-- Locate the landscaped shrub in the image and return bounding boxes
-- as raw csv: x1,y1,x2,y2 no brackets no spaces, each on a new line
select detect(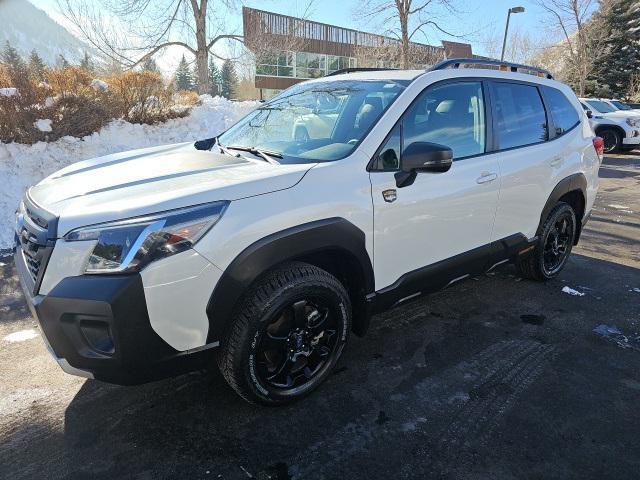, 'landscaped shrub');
51,96,111,140
0,64,52,143
0,64,193,144
106,71,189,124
